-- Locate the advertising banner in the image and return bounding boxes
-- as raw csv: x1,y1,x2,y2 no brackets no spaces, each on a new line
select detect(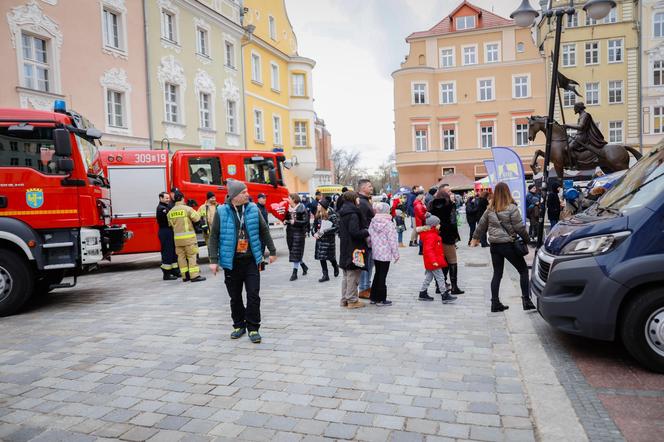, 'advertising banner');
483,160,497,189
491,147,527,224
